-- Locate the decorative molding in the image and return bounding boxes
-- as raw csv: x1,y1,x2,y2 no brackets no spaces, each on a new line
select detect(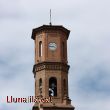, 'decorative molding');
33,62,70,75
31,25,70,40
33,106,75,110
